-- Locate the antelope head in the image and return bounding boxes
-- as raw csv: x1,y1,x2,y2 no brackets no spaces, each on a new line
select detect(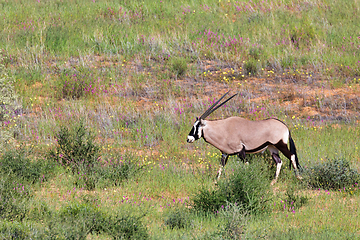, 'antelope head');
187,91,237,143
